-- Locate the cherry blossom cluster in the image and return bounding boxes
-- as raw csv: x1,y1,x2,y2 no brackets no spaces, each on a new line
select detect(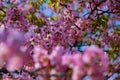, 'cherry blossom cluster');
0,26,25,72
0,0,120,80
